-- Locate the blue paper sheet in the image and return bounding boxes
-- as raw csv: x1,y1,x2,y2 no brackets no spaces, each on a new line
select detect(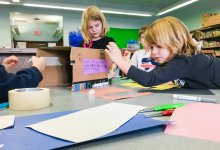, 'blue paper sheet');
0,110,166,150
